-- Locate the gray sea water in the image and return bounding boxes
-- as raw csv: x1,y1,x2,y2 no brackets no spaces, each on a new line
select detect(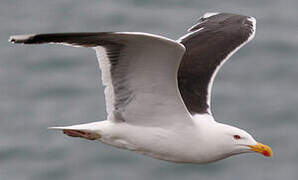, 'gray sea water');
1,0,298,179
